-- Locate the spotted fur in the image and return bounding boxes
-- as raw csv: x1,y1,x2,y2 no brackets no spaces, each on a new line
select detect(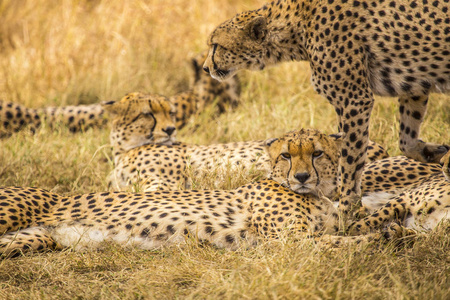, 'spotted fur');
350,153,450,235
102,92,178,154
0,52,240,138
107,98,388,192
0,101,107,138
0,129,387,257
203,0,450,214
